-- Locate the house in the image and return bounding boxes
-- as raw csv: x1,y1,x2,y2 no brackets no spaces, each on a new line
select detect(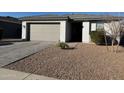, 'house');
20,14,123,43
0,16,21,39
